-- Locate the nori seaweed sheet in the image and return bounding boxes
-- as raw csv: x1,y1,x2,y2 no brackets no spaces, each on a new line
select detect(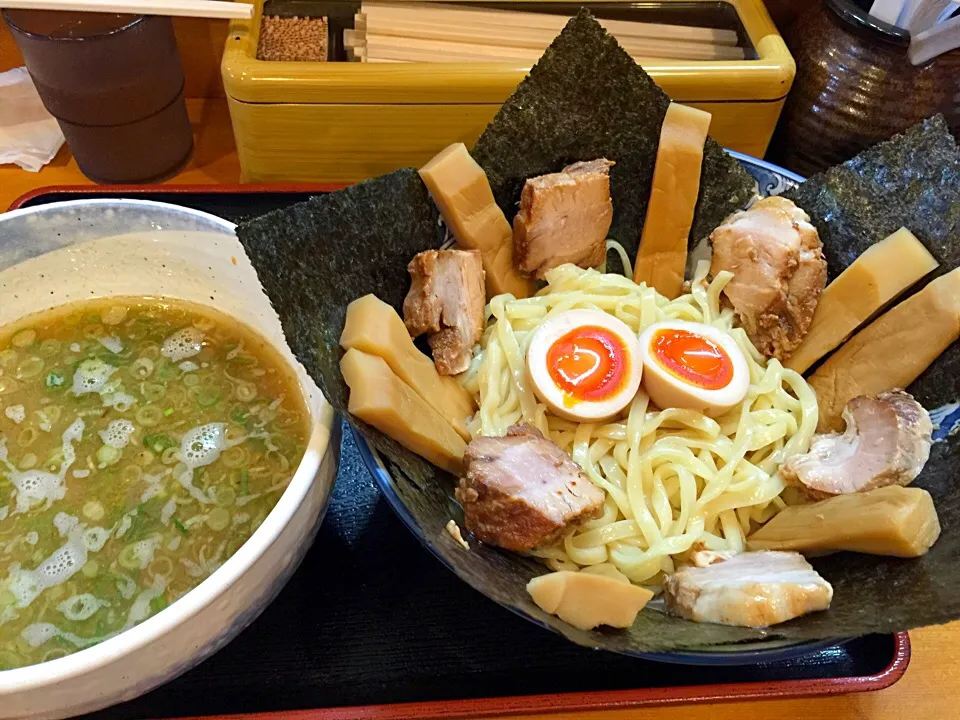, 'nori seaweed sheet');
235,22,960,652
785,115,960,282
472,8,756,262
236,169,445,486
